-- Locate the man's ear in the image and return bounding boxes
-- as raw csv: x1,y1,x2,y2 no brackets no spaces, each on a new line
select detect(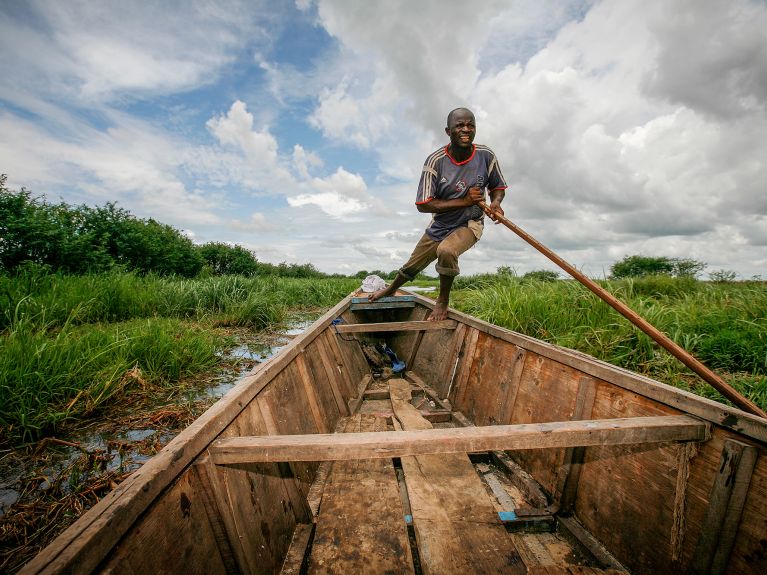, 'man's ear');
444,127,450,136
